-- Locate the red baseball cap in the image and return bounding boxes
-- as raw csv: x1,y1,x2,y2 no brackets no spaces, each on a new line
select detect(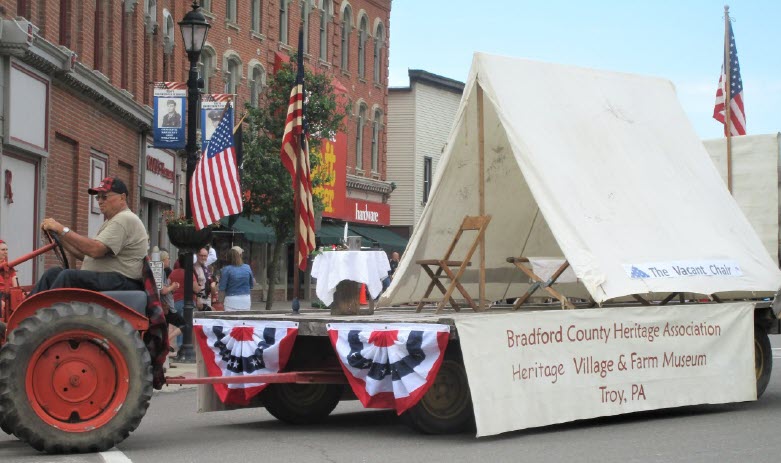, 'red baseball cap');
88,176,129,196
